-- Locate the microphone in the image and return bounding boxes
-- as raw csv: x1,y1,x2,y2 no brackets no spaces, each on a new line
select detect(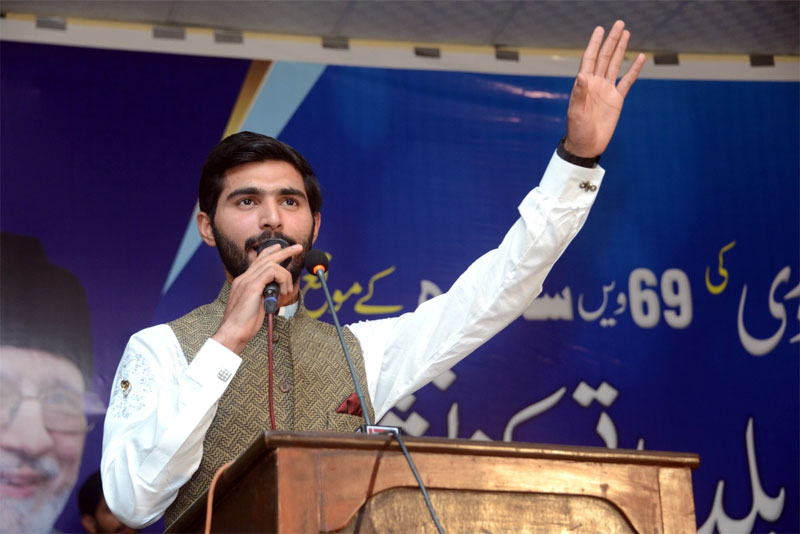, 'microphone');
257,238,290,314
304,249,329,277
304,249,445,533
303,250,370,425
